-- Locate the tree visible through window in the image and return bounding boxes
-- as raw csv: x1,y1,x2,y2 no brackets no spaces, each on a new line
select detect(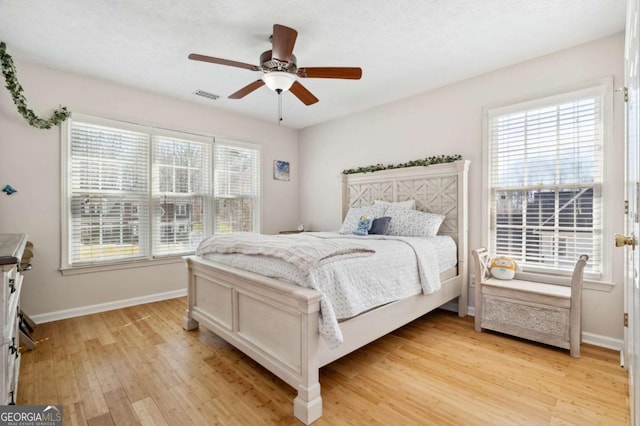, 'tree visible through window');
213,142,261,234
152,135,210,257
